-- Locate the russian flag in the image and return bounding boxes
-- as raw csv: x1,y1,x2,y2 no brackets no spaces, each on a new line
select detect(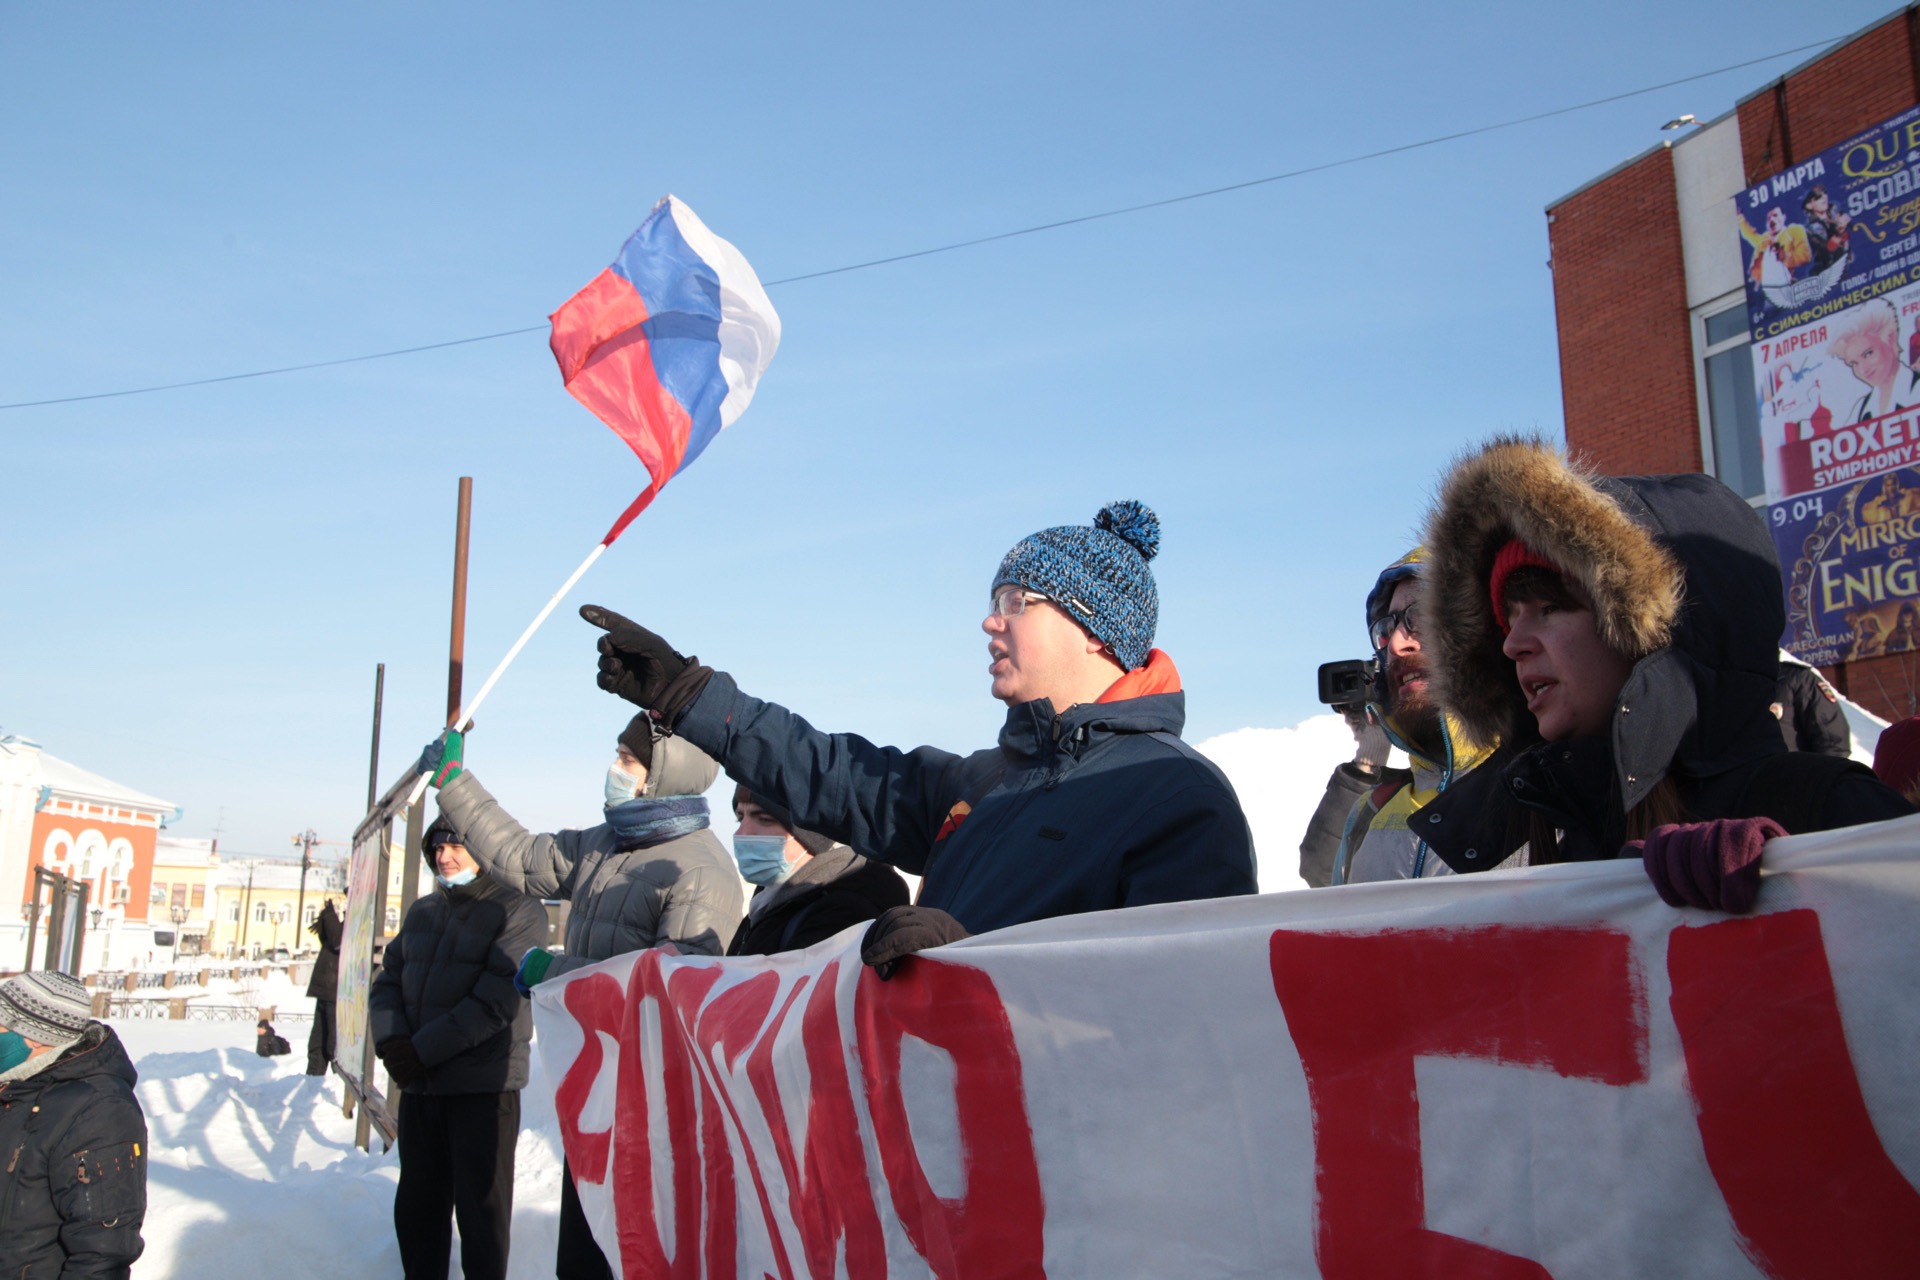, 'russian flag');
549,196,781,543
